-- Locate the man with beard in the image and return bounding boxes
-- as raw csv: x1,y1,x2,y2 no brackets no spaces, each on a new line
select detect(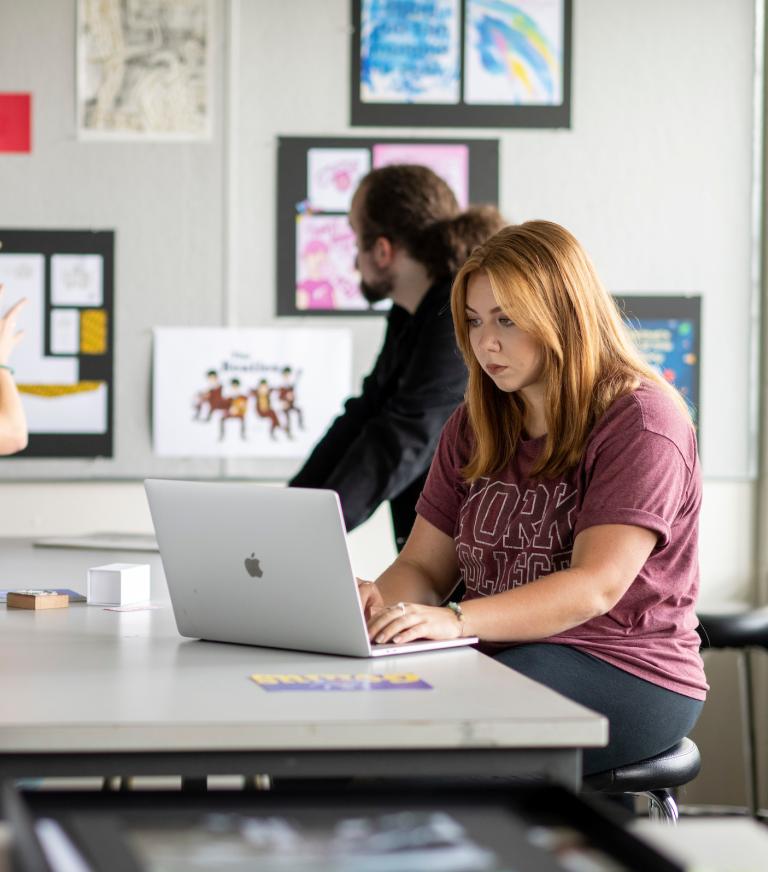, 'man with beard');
290,165,505,551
